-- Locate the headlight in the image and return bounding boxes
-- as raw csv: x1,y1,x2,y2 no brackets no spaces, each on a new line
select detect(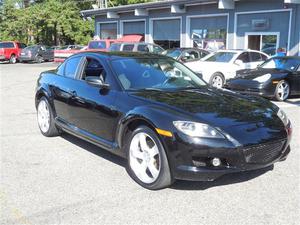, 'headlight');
173,121,225,138
277,108,289,126
253,73,271,83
